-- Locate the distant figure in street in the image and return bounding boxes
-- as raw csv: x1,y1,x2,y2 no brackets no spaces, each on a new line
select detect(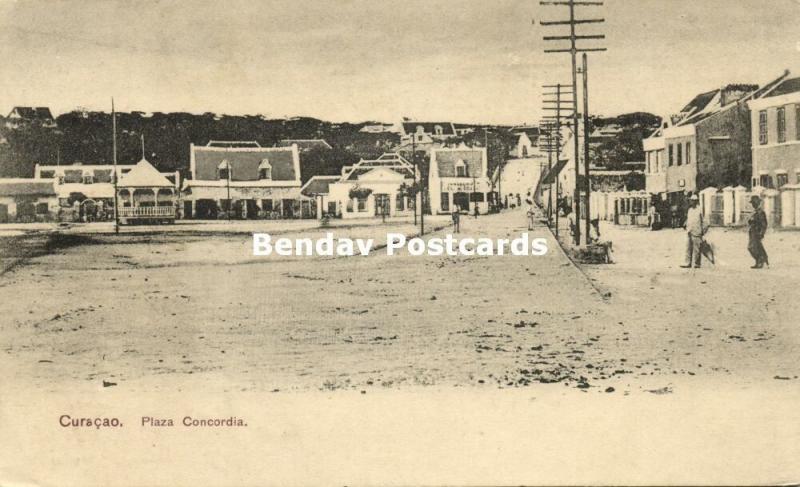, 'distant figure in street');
647,201,657,230
451,205,461,233
680,194,705,268
516,193,522,207
747,195,769,269
504,195,509,209
525,198,535,230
